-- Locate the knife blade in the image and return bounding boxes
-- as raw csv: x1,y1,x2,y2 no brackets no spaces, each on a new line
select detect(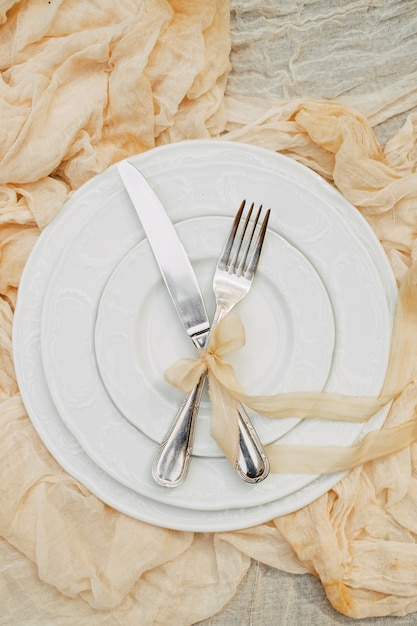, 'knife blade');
117,160,268,486
117,161,210,349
